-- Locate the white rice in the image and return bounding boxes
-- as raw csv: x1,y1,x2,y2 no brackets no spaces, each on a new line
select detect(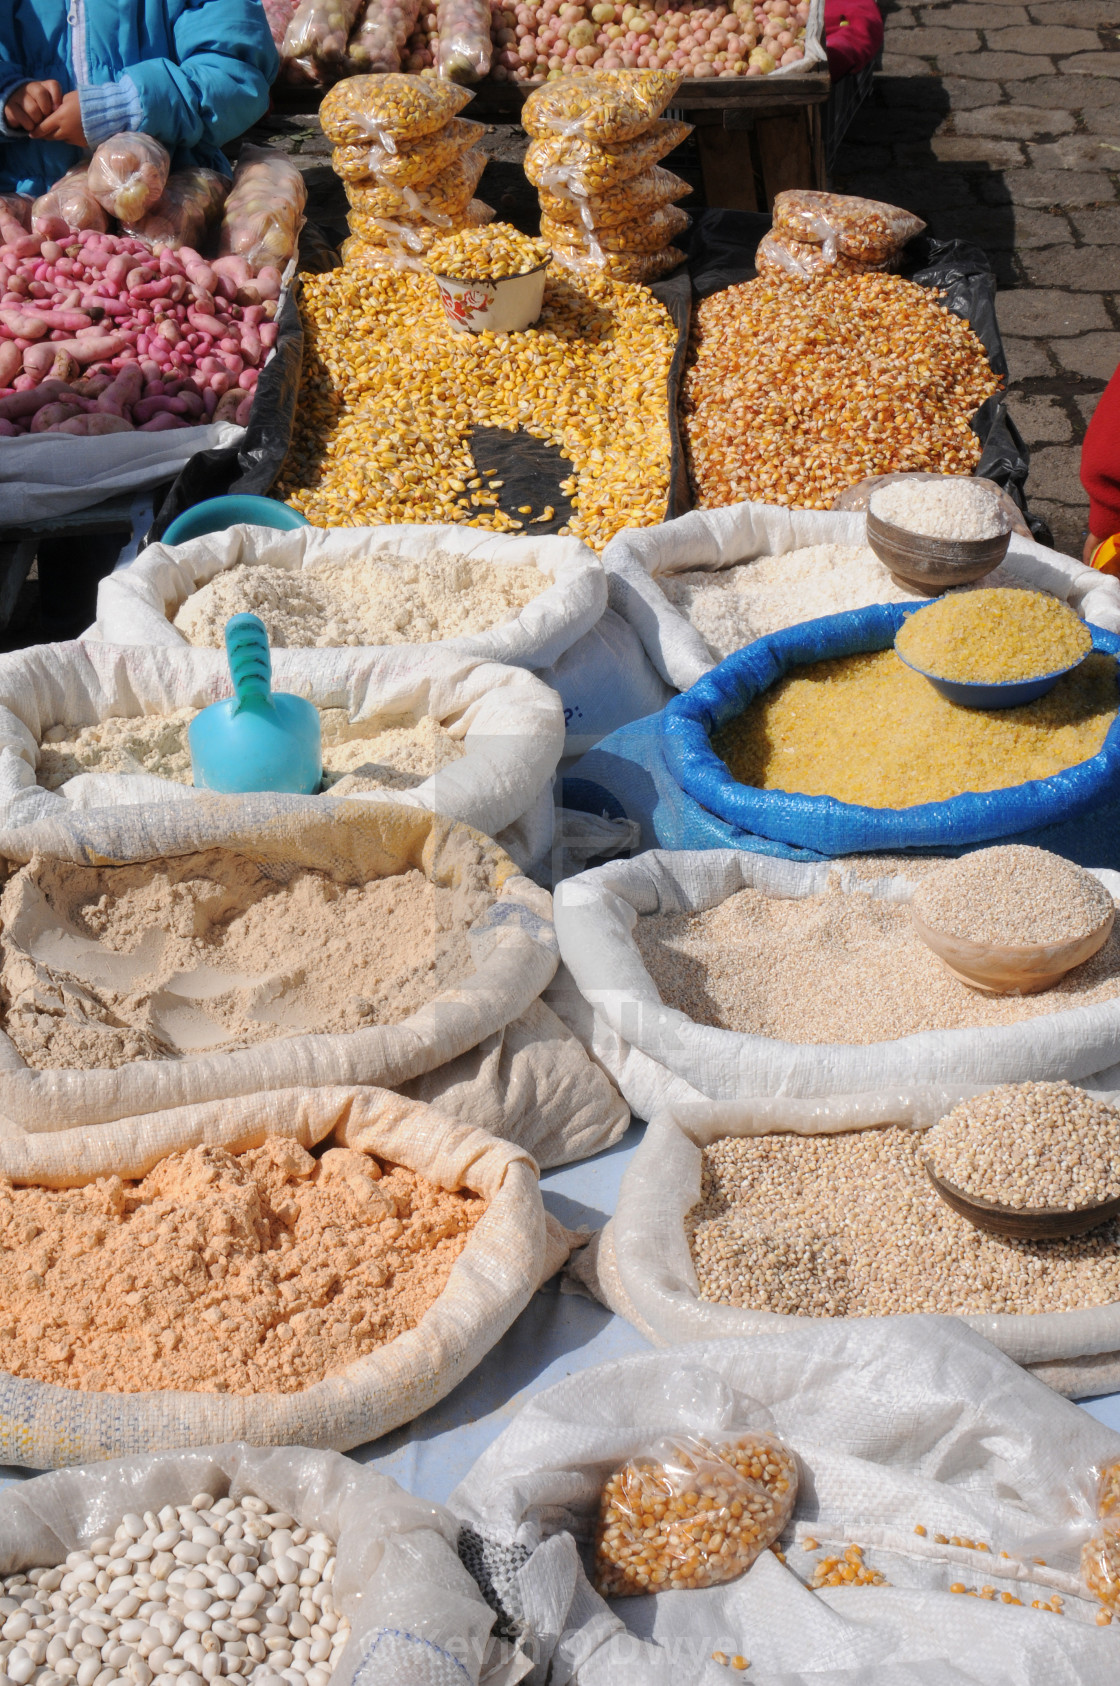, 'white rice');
869,476,1009,541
